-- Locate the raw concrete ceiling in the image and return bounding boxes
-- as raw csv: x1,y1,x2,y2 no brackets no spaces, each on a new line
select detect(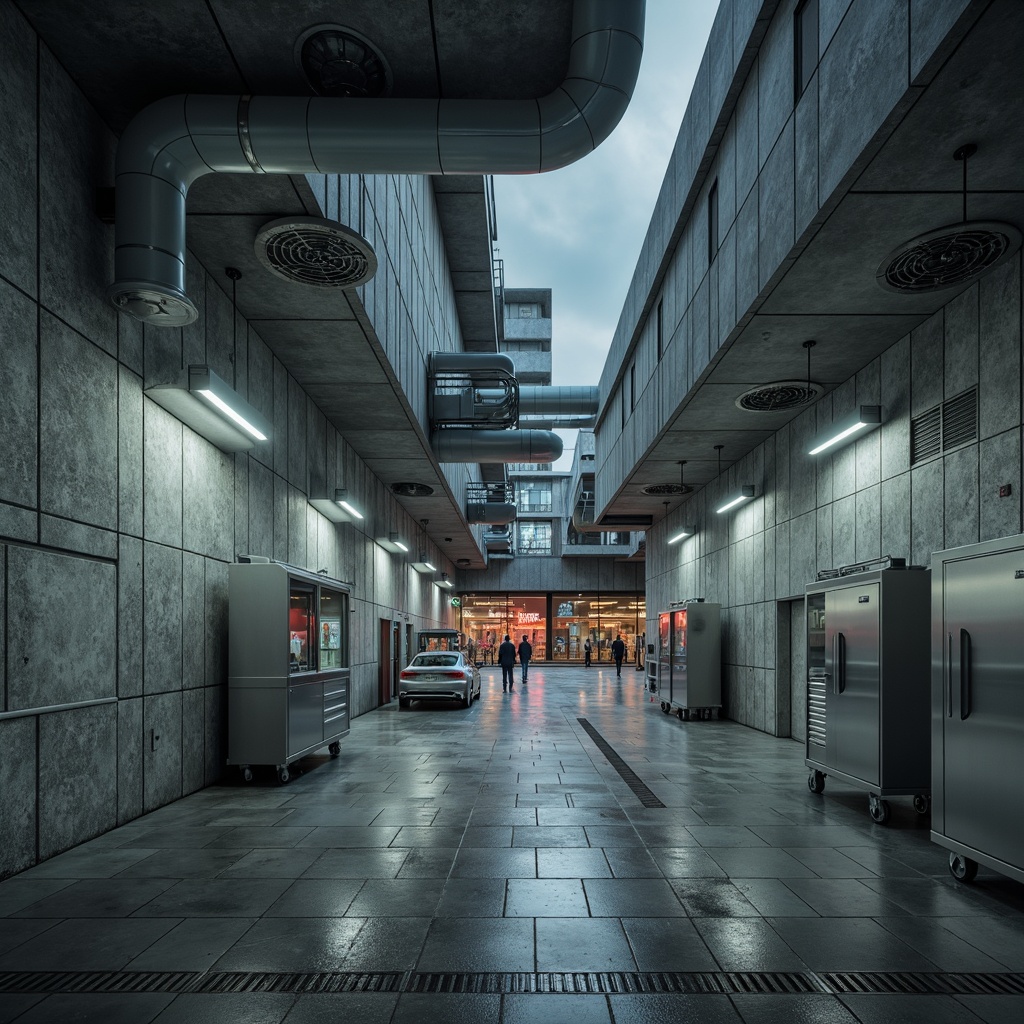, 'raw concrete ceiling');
605,1,1024,529
16,0,577,568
